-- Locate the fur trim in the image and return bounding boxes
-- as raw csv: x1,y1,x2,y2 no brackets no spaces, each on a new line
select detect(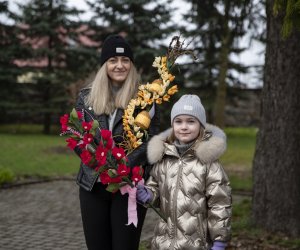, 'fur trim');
195,124,227,163
147,124,226,164
147,128,172,164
